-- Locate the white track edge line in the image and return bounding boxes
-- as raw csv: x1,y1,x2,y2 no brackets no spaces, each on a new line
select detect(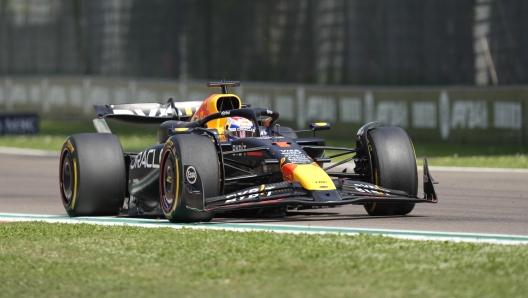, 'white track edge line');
1,213,527,245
